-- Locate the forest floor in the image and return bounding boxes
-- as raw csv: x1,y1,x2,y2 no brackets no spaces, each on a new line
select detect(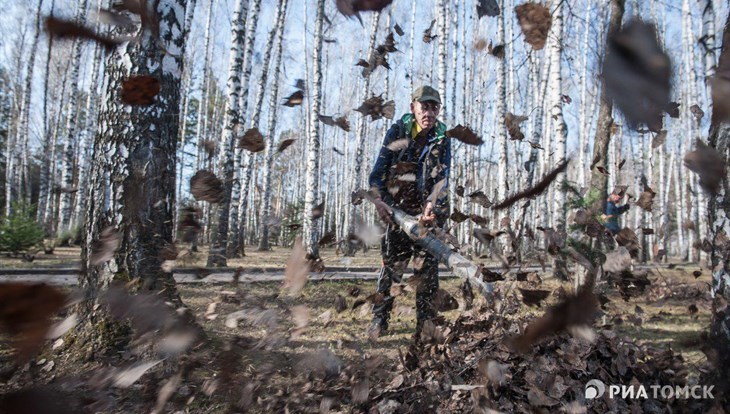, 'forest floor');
0,258,715,413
